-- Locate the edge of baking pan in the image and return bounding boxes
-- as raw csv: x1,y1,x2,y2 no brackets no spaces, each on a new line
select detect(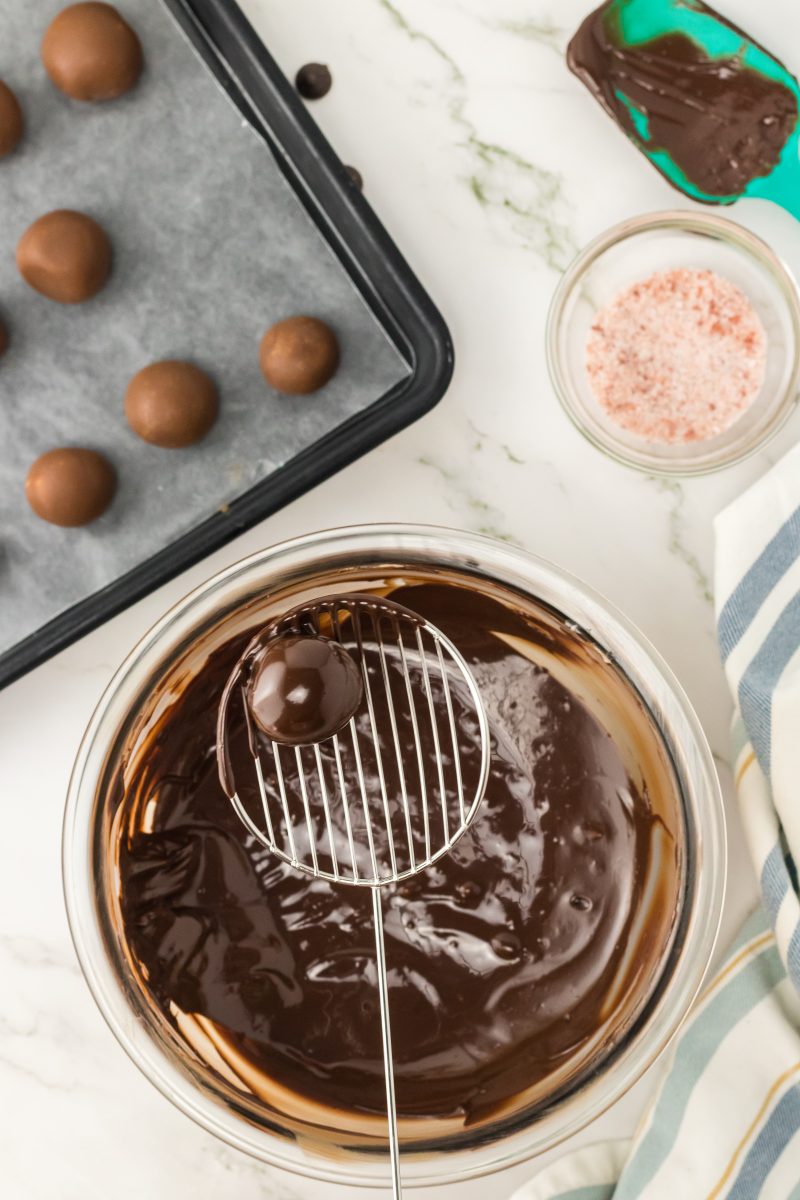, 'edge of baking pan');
0,0,454,690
